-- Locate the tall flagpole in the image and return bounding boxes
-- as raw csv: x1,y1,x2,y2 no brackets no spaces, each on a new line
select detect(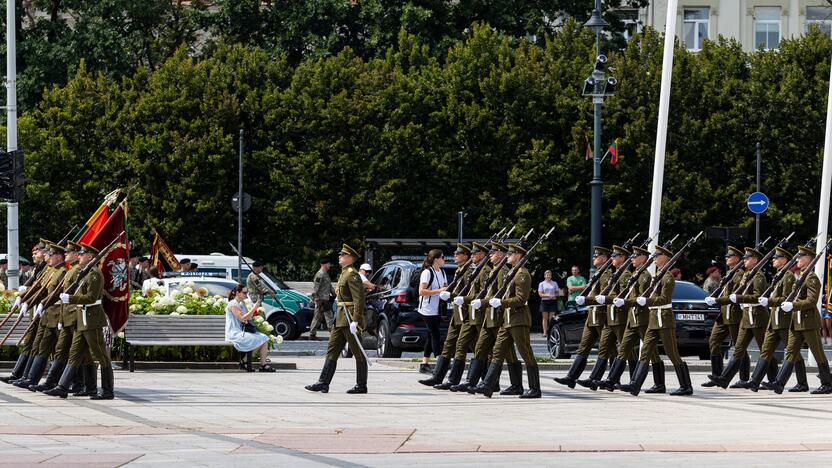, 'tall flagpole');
6,0,19,289
647,0,678,258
